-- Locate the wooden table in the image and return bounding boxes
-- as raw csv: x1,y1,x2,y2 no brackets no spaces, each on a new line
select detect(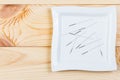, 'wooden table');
0,1,120,80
